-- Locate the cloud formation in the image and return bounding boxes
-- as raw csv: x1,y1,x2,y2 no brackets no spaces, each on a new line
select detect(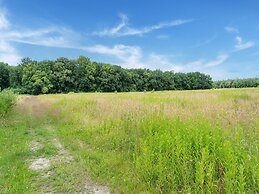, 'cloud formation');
173,54,229,72
0,7,82,64
0,8,228,73
0,40,21,65
8,27,81,49
0,8,184,70
0,9,22,65
0,8,144,68
84,44,143,68
0,5,243,81
93,14,193,37
234,36,255,51
0,10,9,29
84,45,176,70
